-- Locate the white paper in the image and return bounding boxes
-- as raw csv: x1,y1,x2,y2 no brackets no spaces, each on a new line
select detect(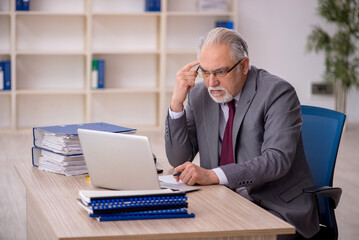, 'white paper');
158,174,184,184
158,175,200,192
